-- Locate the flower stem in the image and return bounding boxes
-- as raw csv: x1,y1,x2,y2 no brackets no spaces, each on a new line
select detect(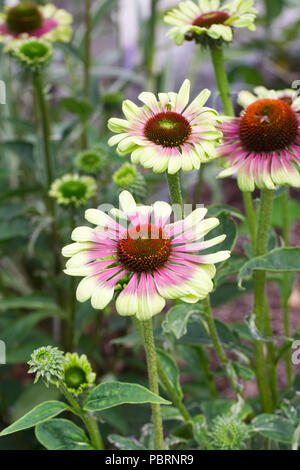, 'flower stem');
166,172,184,217
209,45,234,117
203,296,242,398
82,0,92,149
82,411,104,450
209,45,257,253
64,207,77,352
253,189,274,412
60,384,104,450
140,319,164,450
32,71,61,276
146,0,159,91
282,188,293,387
156,361,192,424
243,191,257,254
